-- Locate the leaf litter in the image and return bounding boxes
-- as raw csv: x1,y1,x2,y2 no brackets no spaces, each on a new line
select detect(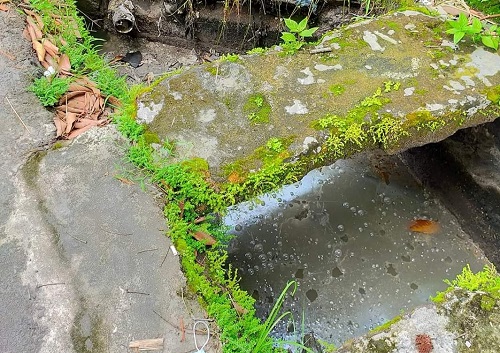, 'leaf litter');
22,2,119,139
409,219,441,235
